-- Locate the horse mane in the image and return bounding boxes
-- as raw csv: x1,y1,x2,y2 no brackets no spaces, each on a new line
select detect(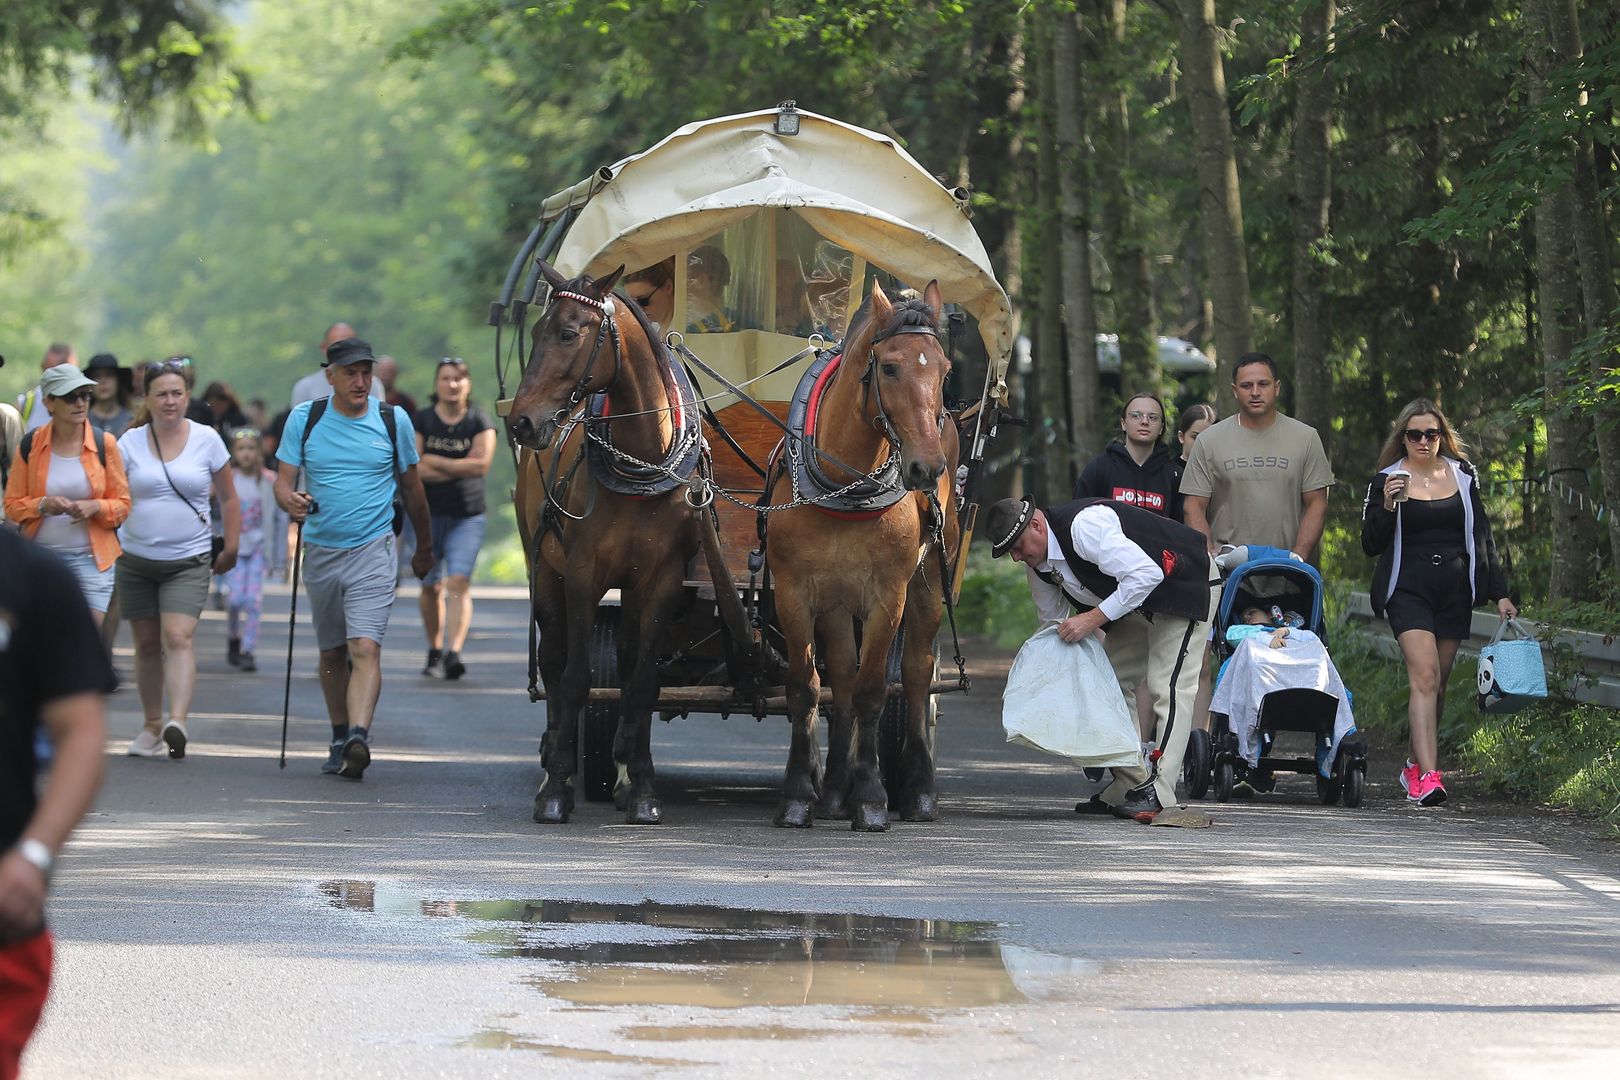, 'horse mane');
552,270,680,412
843,289,939,355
